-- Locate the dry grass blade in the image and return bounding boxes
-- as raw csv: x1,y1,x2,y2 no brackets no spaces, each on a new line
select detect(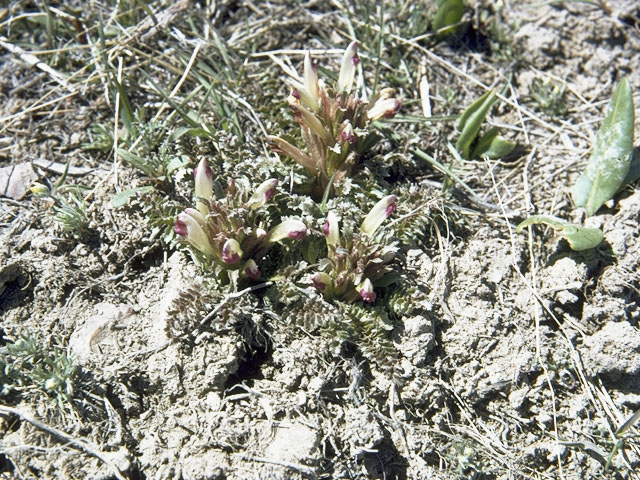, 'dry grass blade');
0,37,75,92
